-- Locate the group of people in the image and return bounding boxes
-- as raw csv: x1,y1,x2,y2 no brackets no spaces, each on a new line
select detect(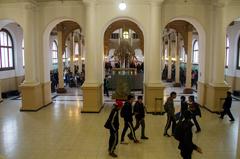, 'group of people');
104,95,148,158
104,91,235,158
